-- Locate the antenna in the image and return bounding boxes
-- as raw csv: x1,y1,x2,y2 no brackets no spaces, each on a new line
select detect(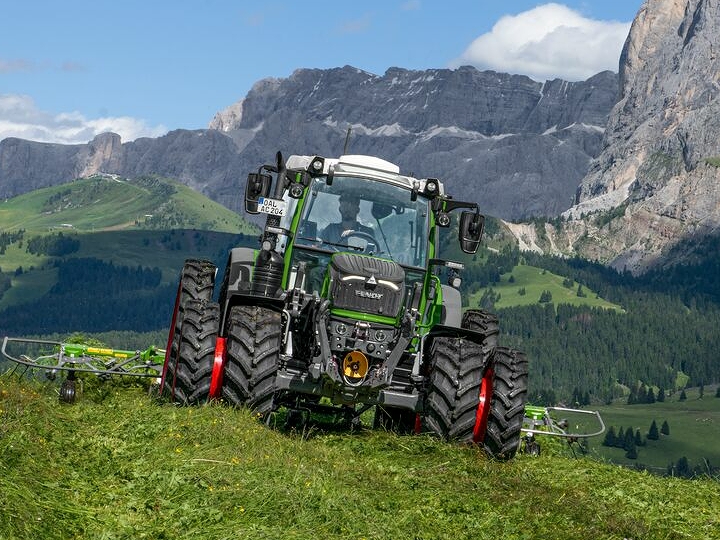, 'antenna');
342,127,352,155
